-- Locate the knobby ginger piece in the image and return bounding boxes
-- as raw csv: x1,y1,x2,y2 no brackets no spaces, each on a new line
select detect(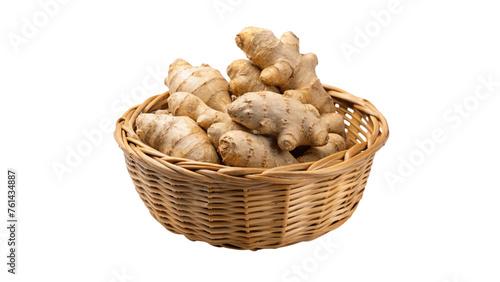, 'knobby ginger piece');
166,91,246,147
227,59,280,97
227,91,329,151
165,59,232,112
235,27,335,114
219,130,298,168
136,113,219,163
298,133,346,163
320,112,345,134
